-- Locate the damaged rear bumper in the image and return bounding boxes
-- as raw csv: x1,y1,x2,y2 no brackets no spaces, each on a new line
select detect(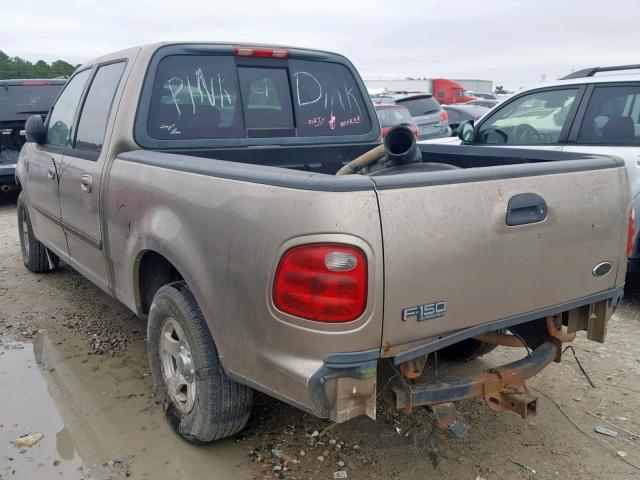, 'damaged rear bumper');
308,285,622,424
391,339,561,419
